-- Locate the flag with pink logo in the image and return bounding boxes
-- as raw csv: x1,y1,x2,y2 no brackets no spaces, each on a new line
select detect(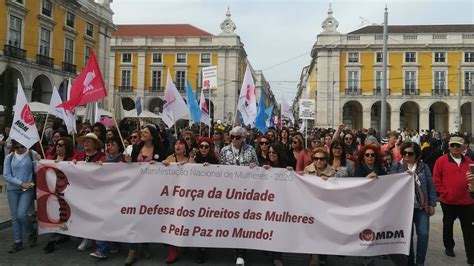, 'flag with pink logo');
161,69,188,128
10,79,40,148
237,65,257,126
